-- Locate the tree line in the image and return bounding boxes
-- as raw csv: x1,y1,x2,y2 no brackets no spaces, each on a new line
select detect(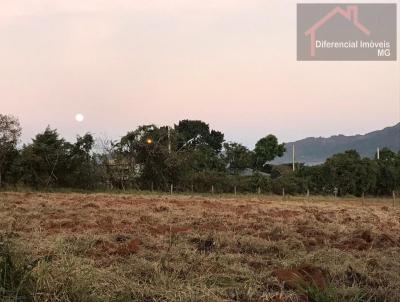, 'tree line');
0,114,399,196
